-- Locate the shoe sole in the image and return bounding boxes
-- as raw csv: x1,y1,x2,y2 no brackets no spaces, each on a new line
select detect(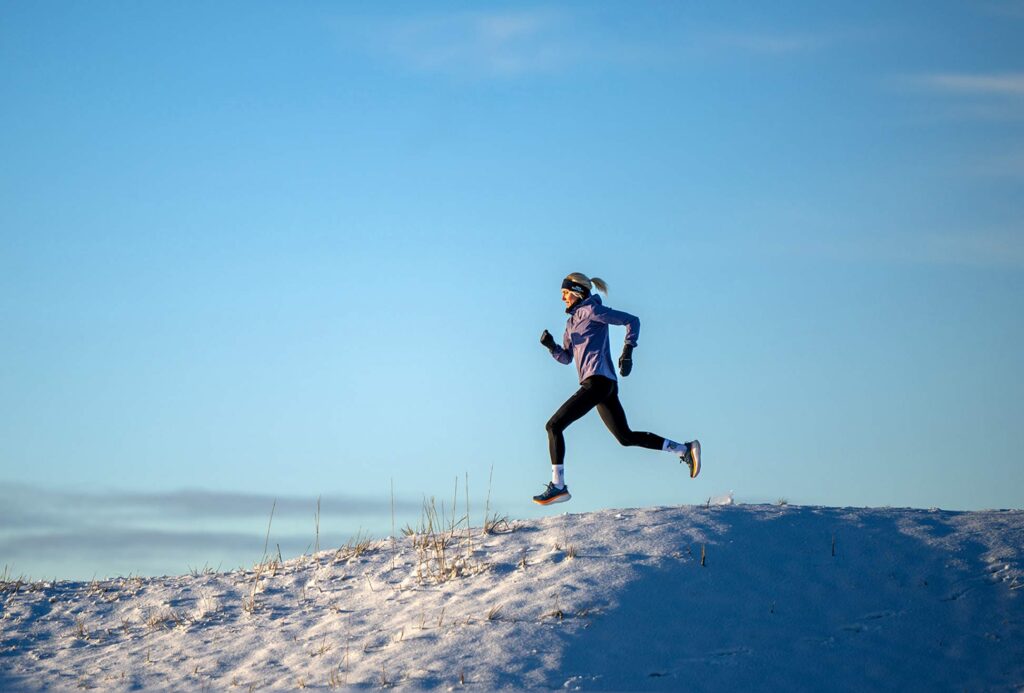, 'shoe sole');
533,491,571,505
689,440,701,479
